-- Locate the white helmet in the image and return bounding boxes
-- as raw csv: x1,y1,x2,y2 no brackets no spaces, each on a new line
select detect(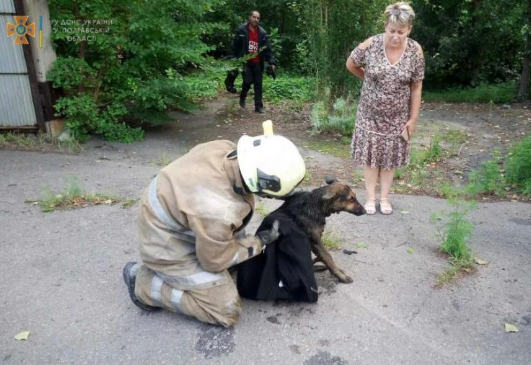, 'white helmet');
237,123,306,197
